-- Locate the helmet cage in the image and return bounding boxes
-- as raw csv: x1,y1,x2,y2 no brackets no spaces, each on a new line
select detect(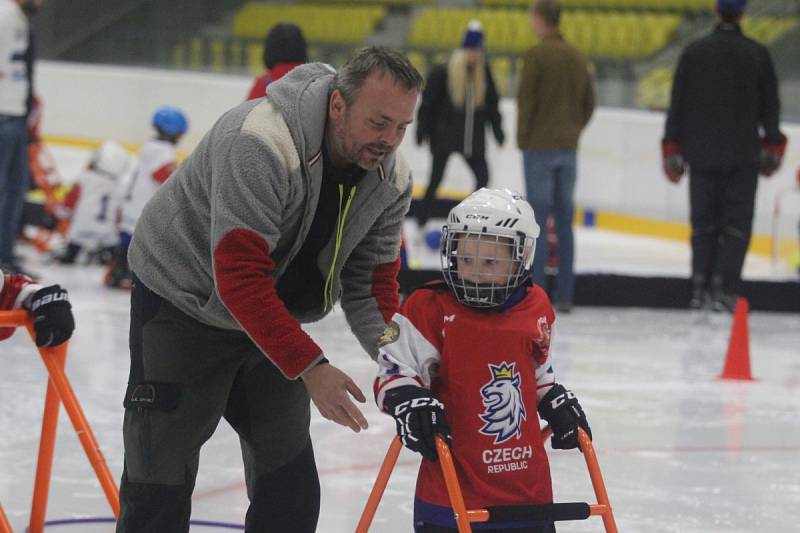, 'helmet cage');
441,227,534,309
